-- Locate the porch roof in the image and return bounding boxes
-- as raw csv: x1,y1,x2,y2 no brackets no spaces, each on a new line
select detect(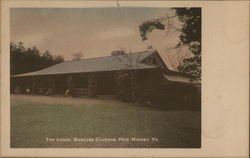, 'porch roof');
12,50,157,77
163,73,201,85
